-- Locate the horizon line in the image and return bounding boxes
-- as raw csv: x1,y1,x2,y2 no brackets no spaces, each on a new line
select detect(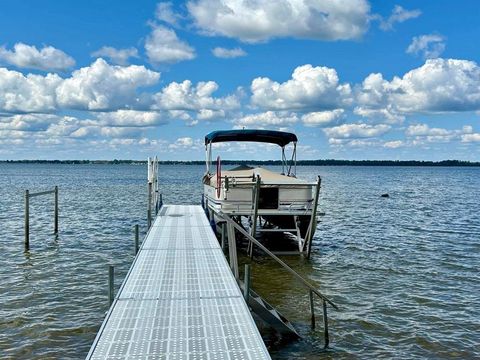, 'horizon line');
1,159,479,166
